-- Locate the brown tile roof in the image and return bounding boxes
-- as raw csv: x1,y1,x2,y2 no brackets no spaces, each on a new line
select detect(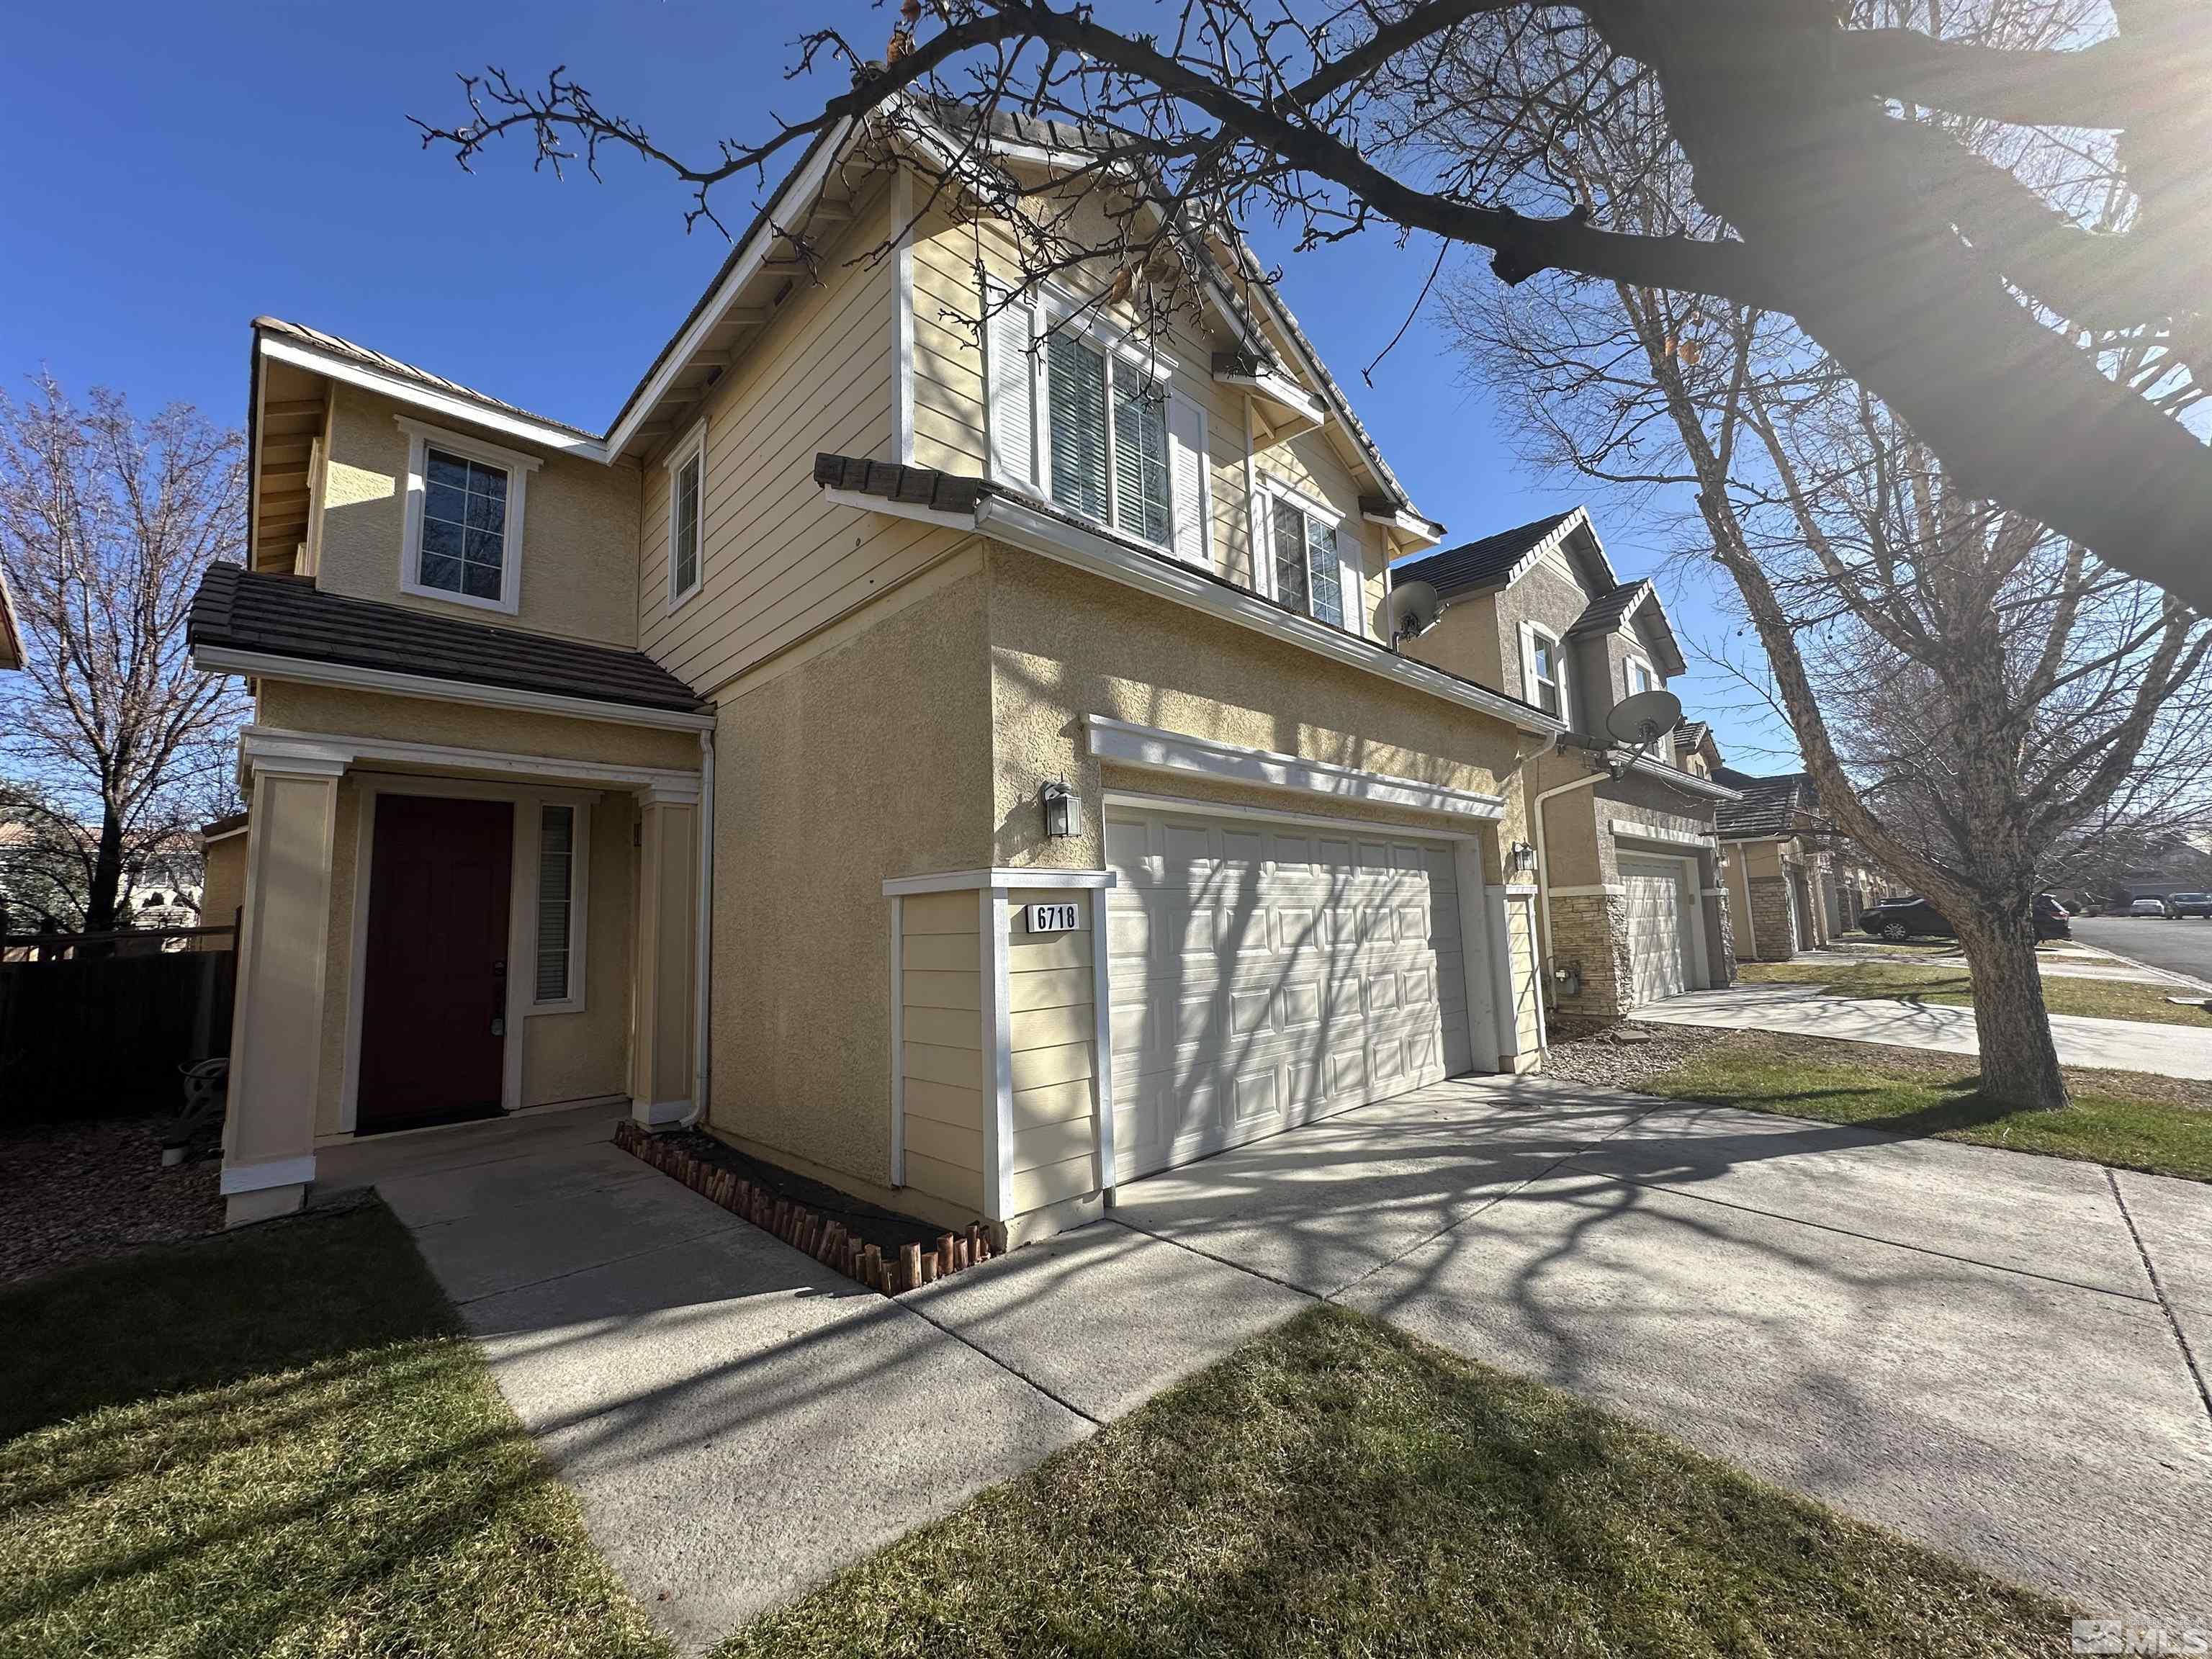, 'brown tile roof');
814,454,996,516
1566,579,1687,678
1392,512,1576,598
188,563,703,713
